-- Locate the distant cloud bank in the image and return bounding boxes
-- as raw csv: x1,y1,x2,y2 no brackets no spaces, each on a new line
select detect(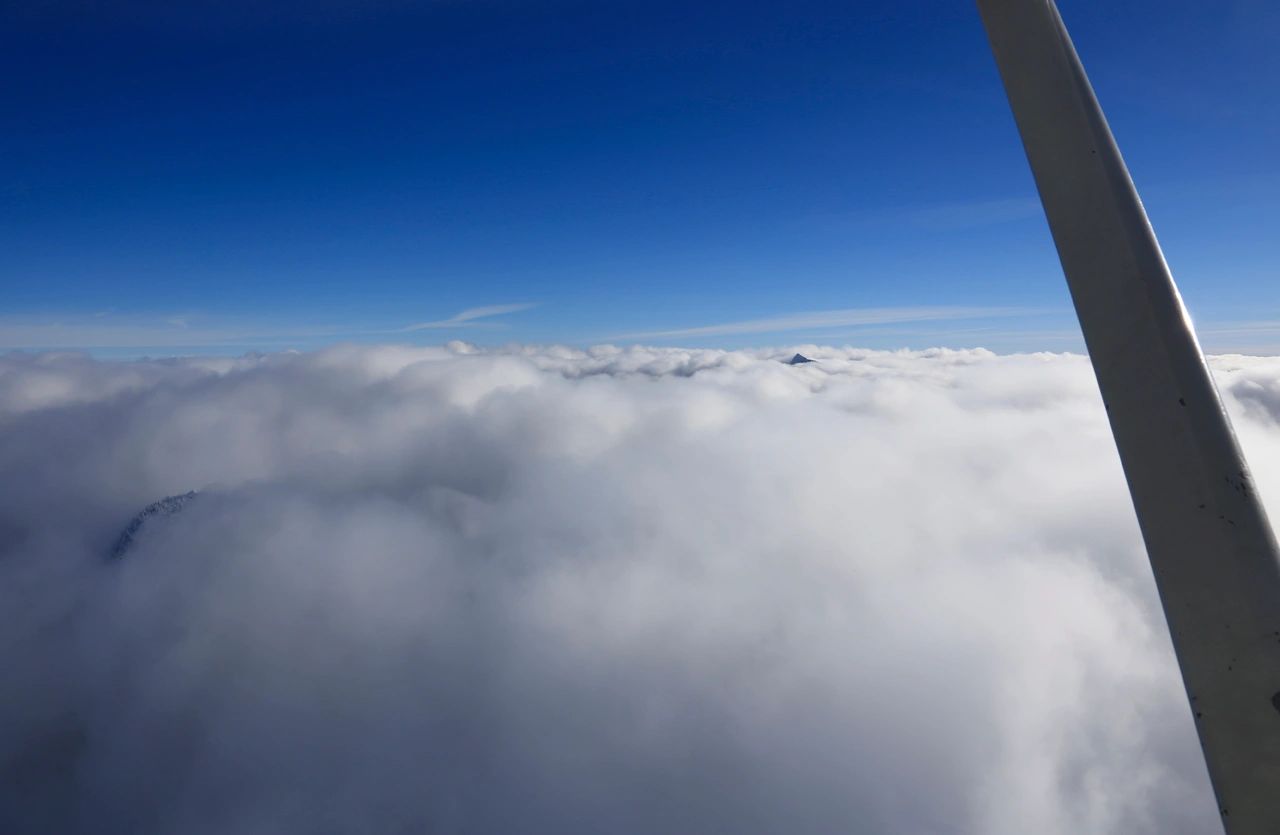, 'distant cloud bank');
6,343,1280,833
